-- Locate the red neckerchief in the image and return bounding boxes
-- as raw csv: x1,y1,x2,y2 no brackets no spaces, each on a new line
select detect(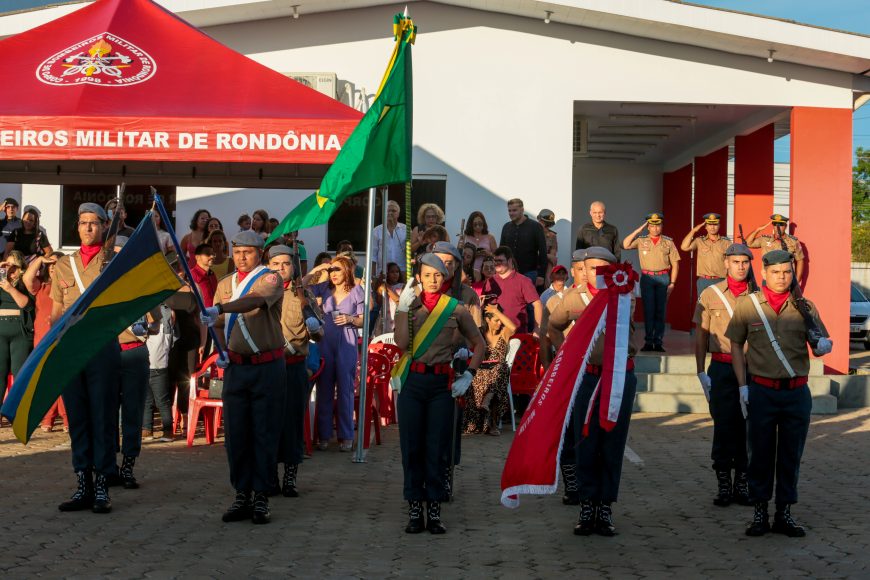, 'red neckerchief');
762,286,790,314
236,269,250,283
726,276,748,297
79,243,102,268
586,282,599,296
650,236,661,246
421,291,441,312
283,280,291,290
